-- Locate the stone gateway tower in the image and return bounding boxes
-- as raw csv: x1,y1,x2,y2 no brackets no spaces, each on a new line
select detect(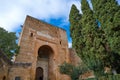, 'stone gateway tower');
14,15,70,80
0,15,81,80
